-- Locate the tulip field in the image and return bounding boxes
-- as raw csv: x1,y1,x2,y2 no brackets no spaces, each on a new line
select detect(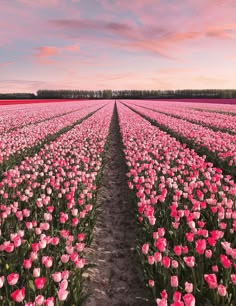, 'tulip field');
1,99,236,305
